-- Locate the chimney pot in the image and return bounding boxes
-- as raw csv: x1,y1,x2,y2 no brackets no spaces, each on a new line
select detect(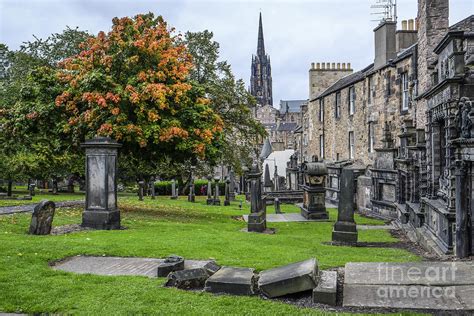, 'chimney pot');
331,62,335,69
347,62,351,69
321,63,325,69
311,62,315,69
316,62,320,69
408,19,414,31
337,62,341,69
342,63,346,69
402,20,407,30
326,62,330,69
